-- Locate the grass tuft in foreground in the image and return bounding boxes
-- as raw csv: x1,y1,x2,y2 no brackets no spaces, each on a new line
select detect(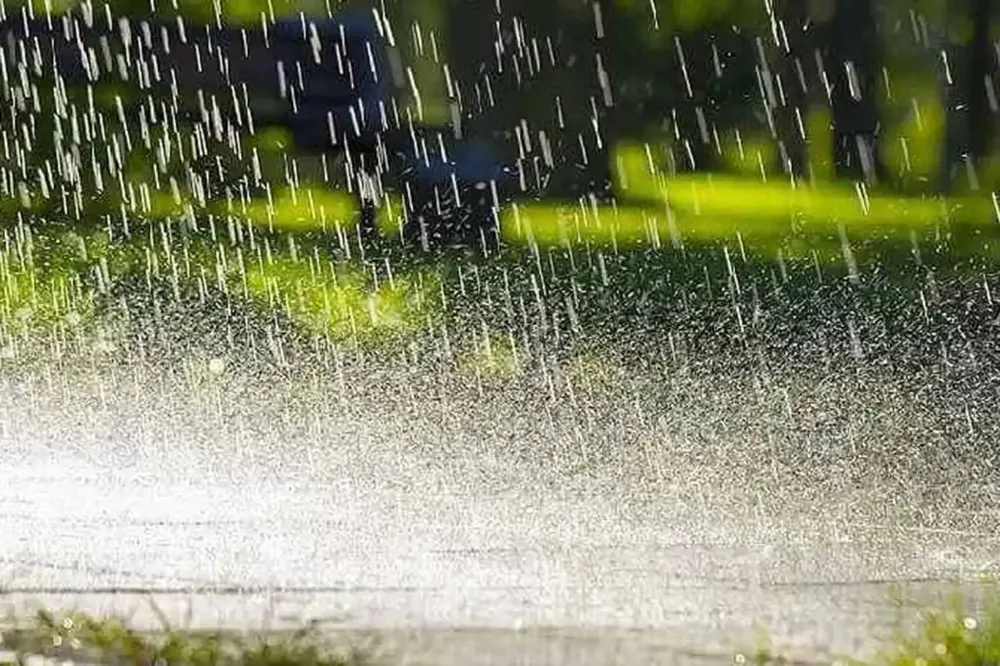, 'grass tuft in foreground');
3,589,1000,665
873,592,1000,666
0,609,379,666
735,587,1000,666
